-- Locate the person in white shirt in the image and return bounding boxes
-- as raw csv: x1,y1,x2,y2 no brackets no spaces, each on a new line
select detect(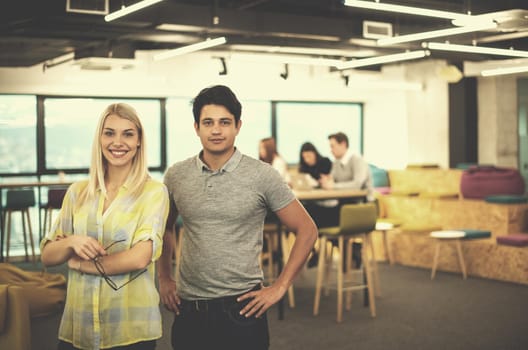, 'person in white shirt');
319,132,374,202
